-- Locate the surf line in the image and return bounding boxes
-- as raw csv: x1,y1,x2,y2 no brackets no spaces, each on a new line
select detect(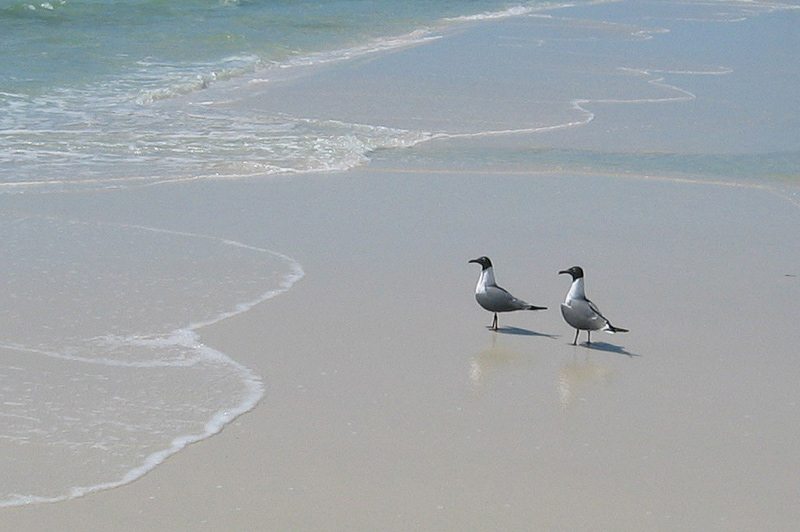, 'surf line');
0,215,305,507
1,214,305,366
433,65,733,141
